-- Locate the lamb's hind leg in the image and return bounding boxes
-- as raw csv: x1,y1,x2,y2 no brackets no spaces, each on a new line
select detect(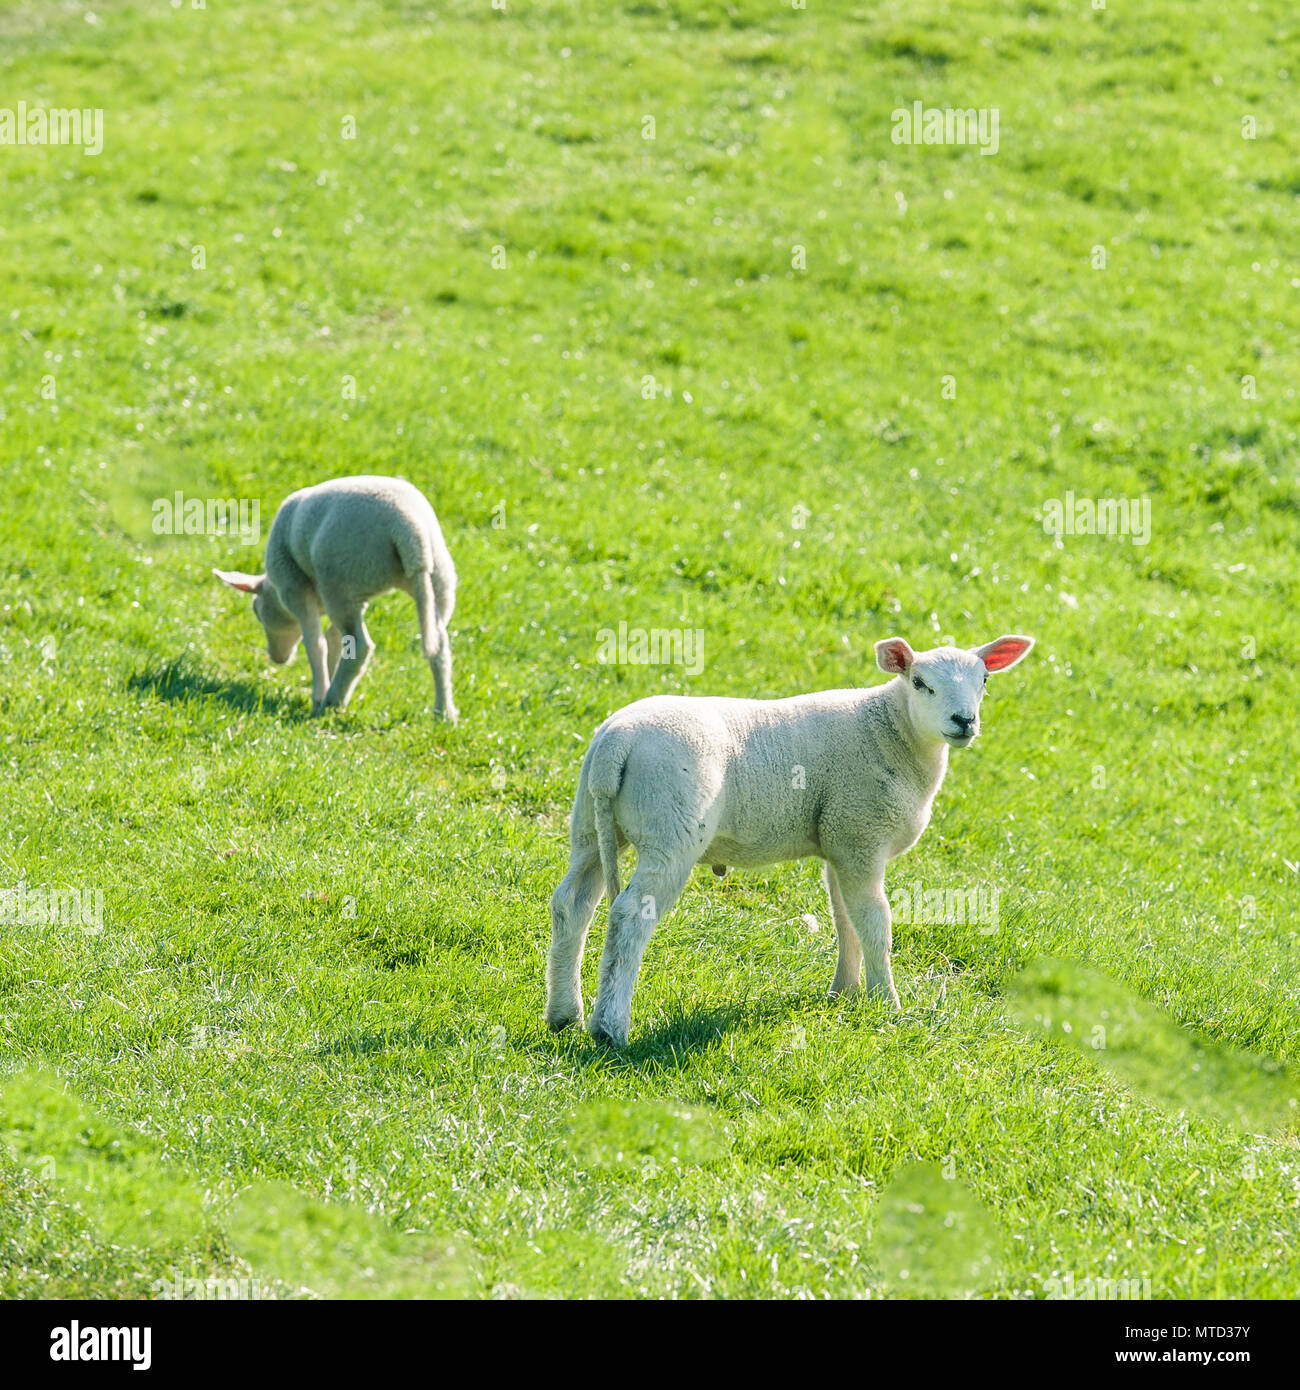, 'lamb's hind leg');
415,572,457,723
824,862,864,997
545,844,605,1031
322,600,374,711
588,854,693,1047
429,622,456,724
